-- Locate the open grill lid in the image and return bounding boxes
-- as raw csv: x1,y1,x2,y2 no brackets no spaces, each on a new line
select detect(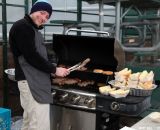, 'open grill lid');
52,34,118,71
